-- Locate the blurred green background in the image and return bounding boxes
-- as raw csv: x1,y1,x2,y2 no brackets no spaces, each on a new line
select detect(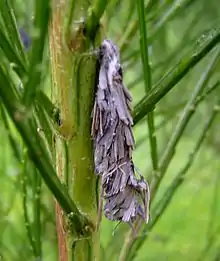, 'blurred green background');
0,0,220,260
